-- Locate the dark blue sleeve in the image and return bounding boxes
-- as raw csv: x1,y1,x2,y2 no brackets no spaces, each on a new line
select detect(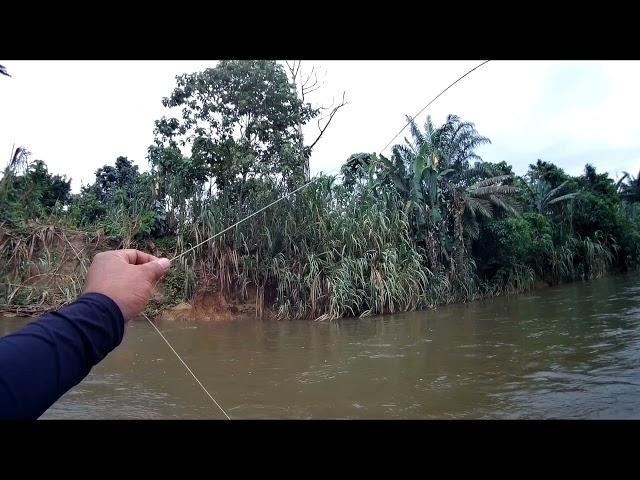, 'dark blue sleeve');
0,293,124,420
